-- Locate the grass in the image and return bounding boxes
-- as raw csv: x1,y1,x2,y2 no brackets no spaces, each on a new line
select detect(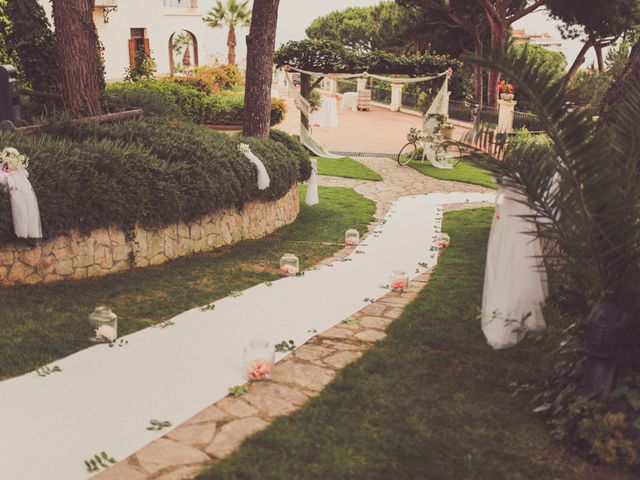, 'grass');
405,157,496,189
0,185,375,379
316,156,383,181
196,208,630,480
